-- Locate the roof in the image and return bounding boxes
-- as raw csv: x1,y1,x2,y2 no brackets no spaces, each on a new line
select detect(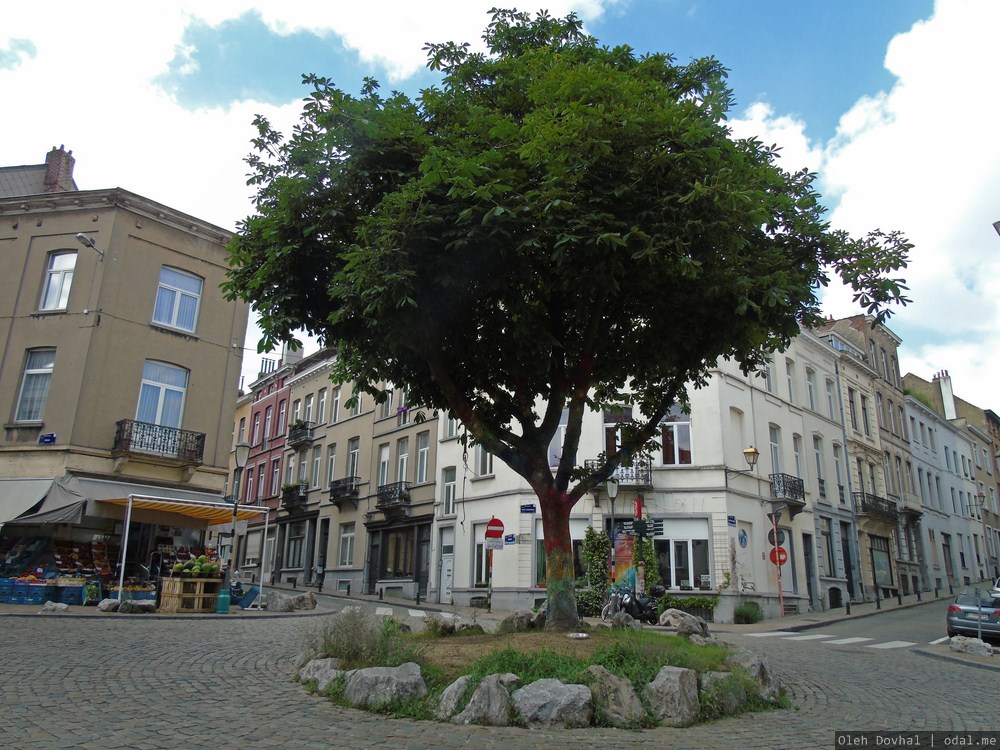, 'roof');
0,164,78,198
